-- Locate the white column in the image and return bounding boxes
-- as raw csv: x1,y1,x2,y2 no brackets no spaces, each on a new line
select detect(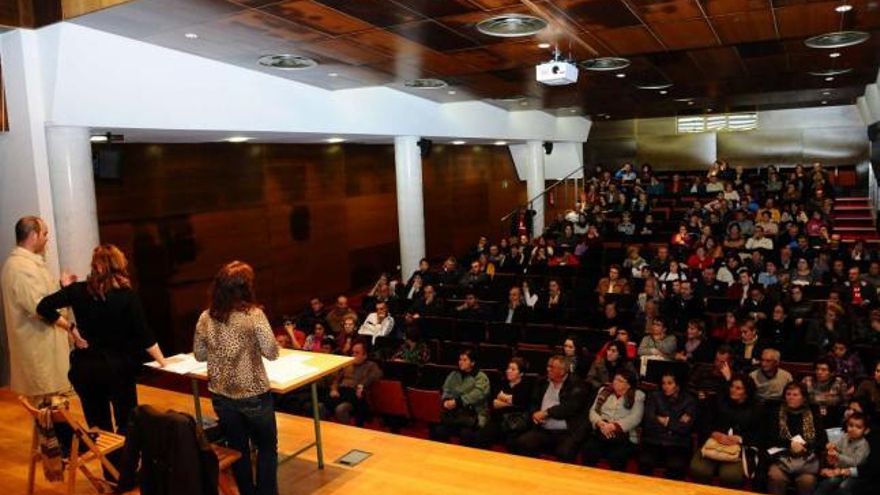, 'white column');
394,136,426,281
45,126,100,278
526,140,546,236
